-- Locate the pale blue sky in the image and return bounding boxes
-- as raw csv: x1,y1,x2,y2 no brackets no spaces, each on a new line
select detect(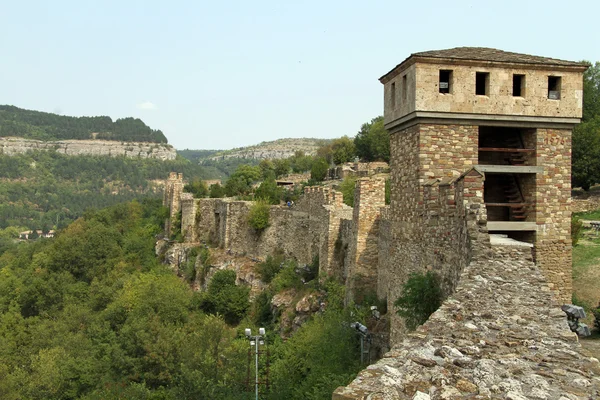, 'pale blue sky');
1,0,598,150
